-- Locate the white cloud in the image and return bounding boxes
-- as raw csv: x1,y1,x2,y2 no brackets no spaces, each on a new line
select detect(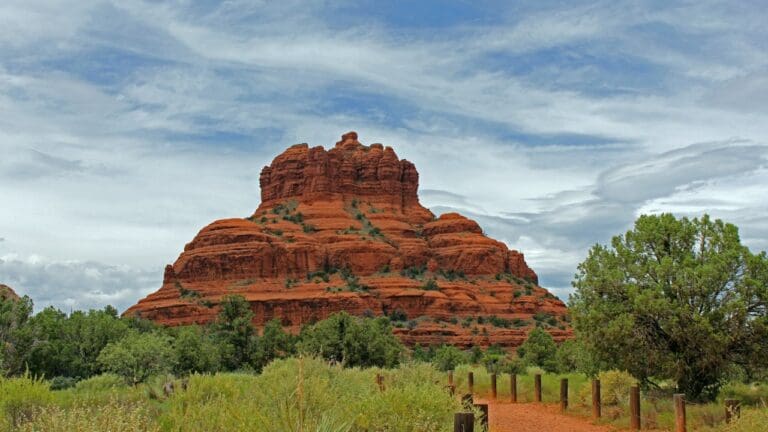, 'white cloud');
0,253,159,312
0,0,766,309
